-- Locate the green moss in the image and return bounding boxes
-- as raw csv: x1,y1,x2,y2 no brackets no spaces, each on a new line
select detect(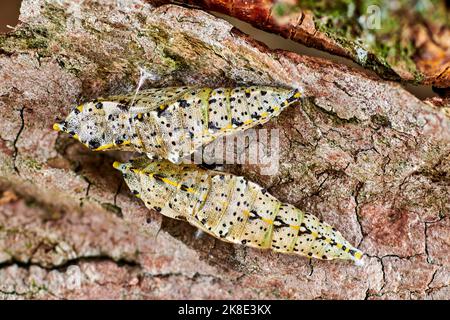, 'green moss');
101,202,123,218
134,12,148,25
272,1,301,17
23,158,42,171
161,48,190,71
0,3,68,57
41,4,67,31
146,25,171,43
0,26,50,55
313,104,360,125
282,0,448,82
370,114,391,127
